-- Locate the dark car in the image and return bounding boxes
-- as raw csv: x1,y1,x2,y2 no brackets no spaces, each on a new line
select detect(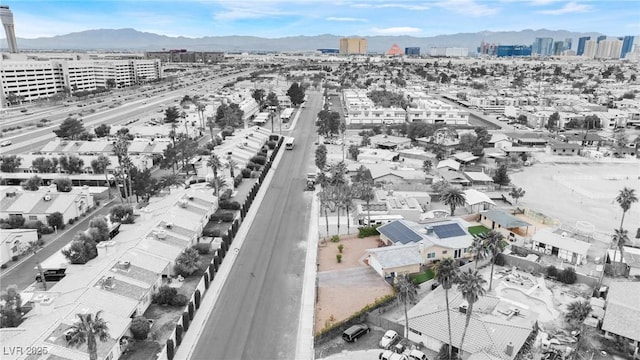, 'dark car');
431,281,440,290
342,323,370,342
35,269,66,282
